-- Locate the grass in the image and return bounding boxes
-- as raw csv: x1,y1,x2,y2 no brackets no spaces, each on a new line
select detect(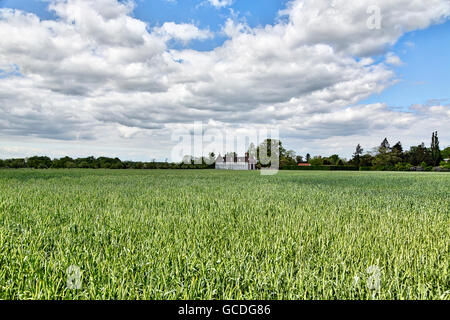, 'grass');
0,169,448,300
